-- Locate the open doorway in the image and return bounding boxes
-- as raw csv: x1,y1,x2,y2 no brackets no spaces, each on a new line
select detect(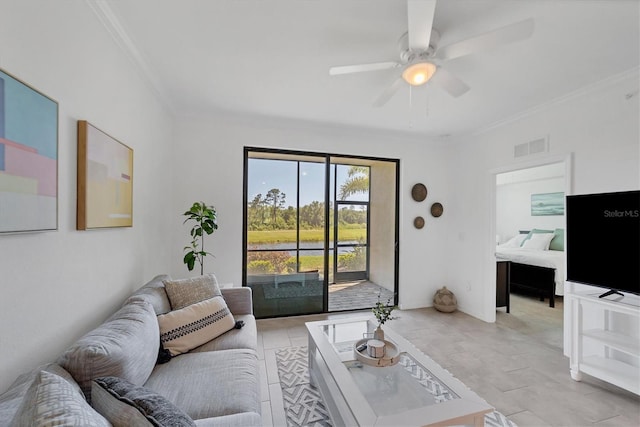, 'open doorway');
493,159,570,350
